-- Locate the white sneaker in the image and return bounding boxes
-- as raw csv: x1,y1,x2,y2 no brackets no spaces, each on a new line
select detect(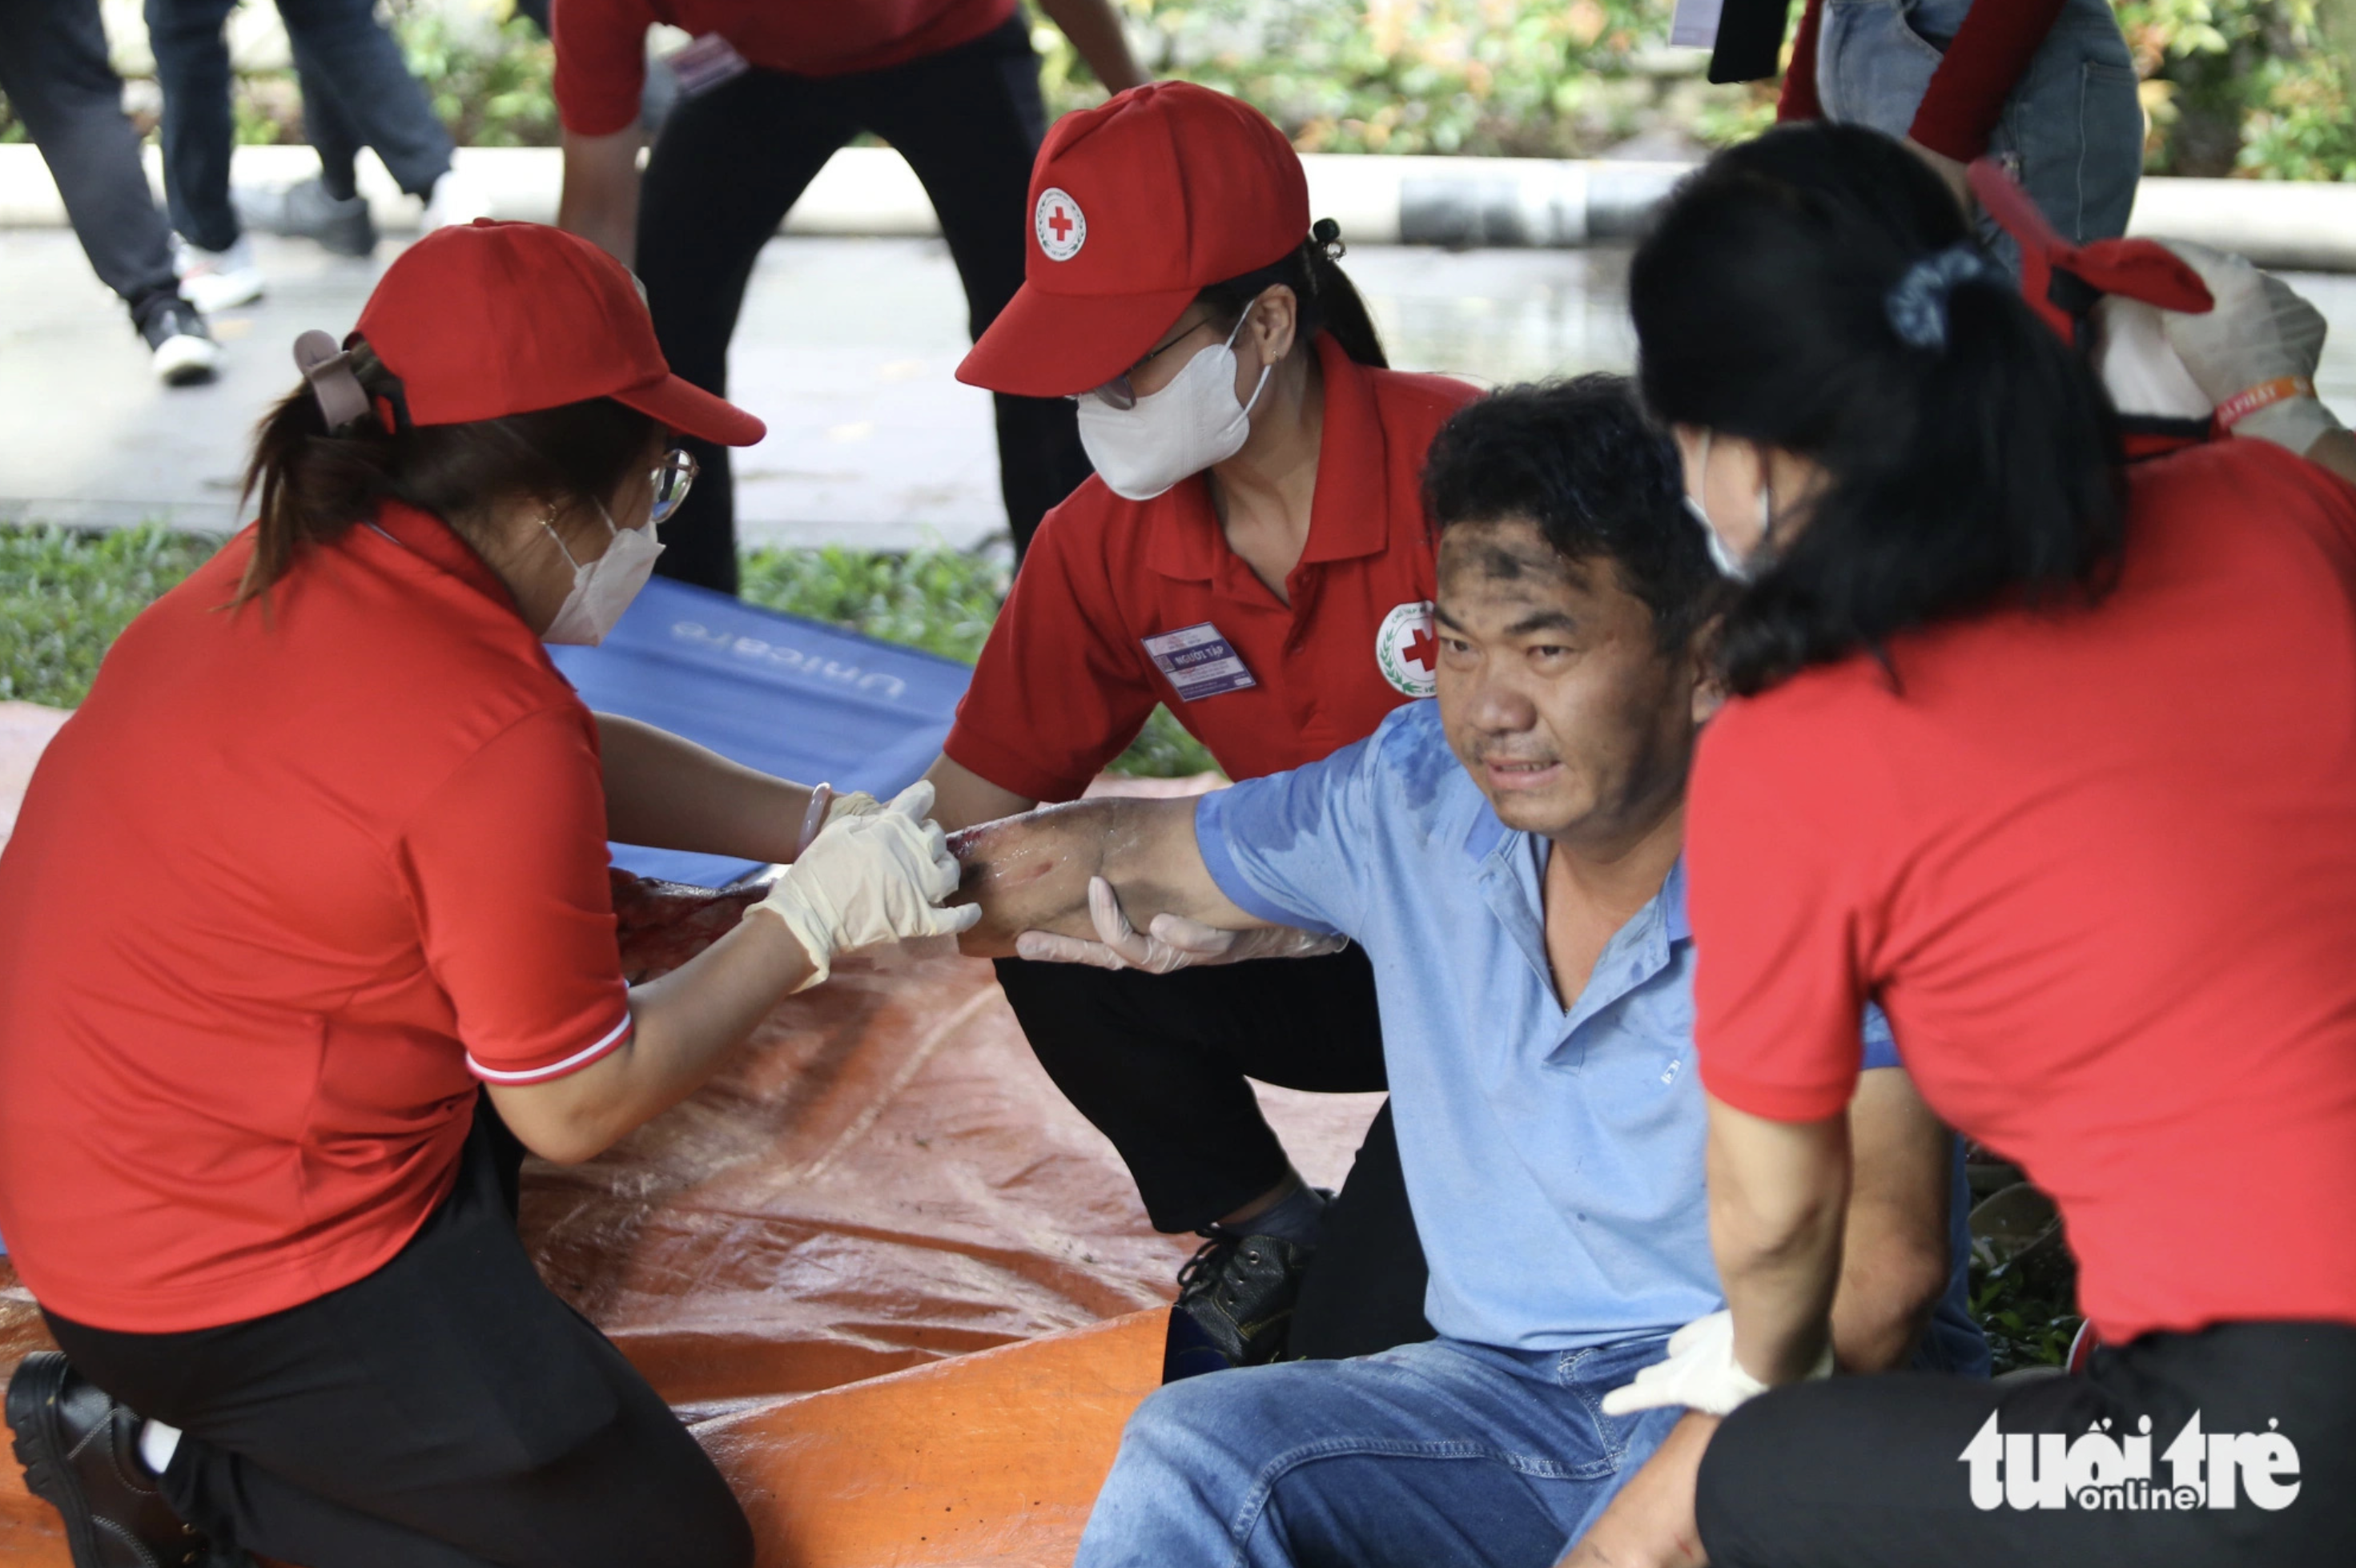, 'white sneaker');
141,299,223,387
173,234,264,313
420,167,493,232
